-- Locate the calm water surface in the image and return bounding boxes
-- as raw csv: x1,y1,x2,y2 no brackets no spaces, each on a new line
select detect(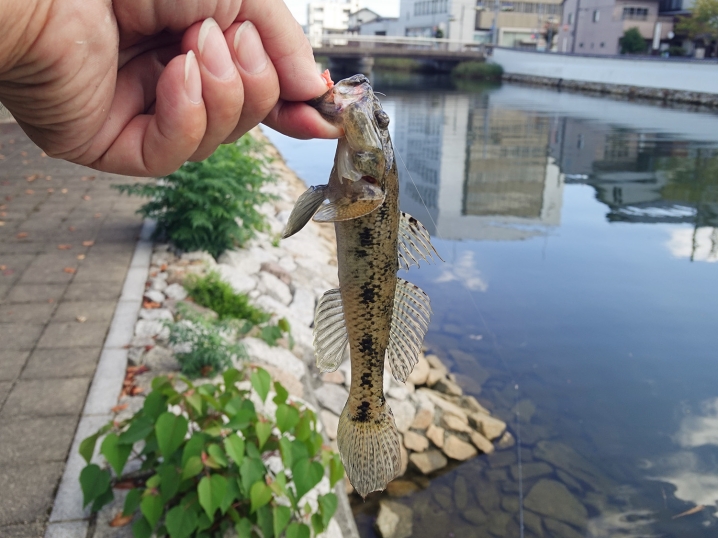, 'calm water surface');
265,74,718,538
